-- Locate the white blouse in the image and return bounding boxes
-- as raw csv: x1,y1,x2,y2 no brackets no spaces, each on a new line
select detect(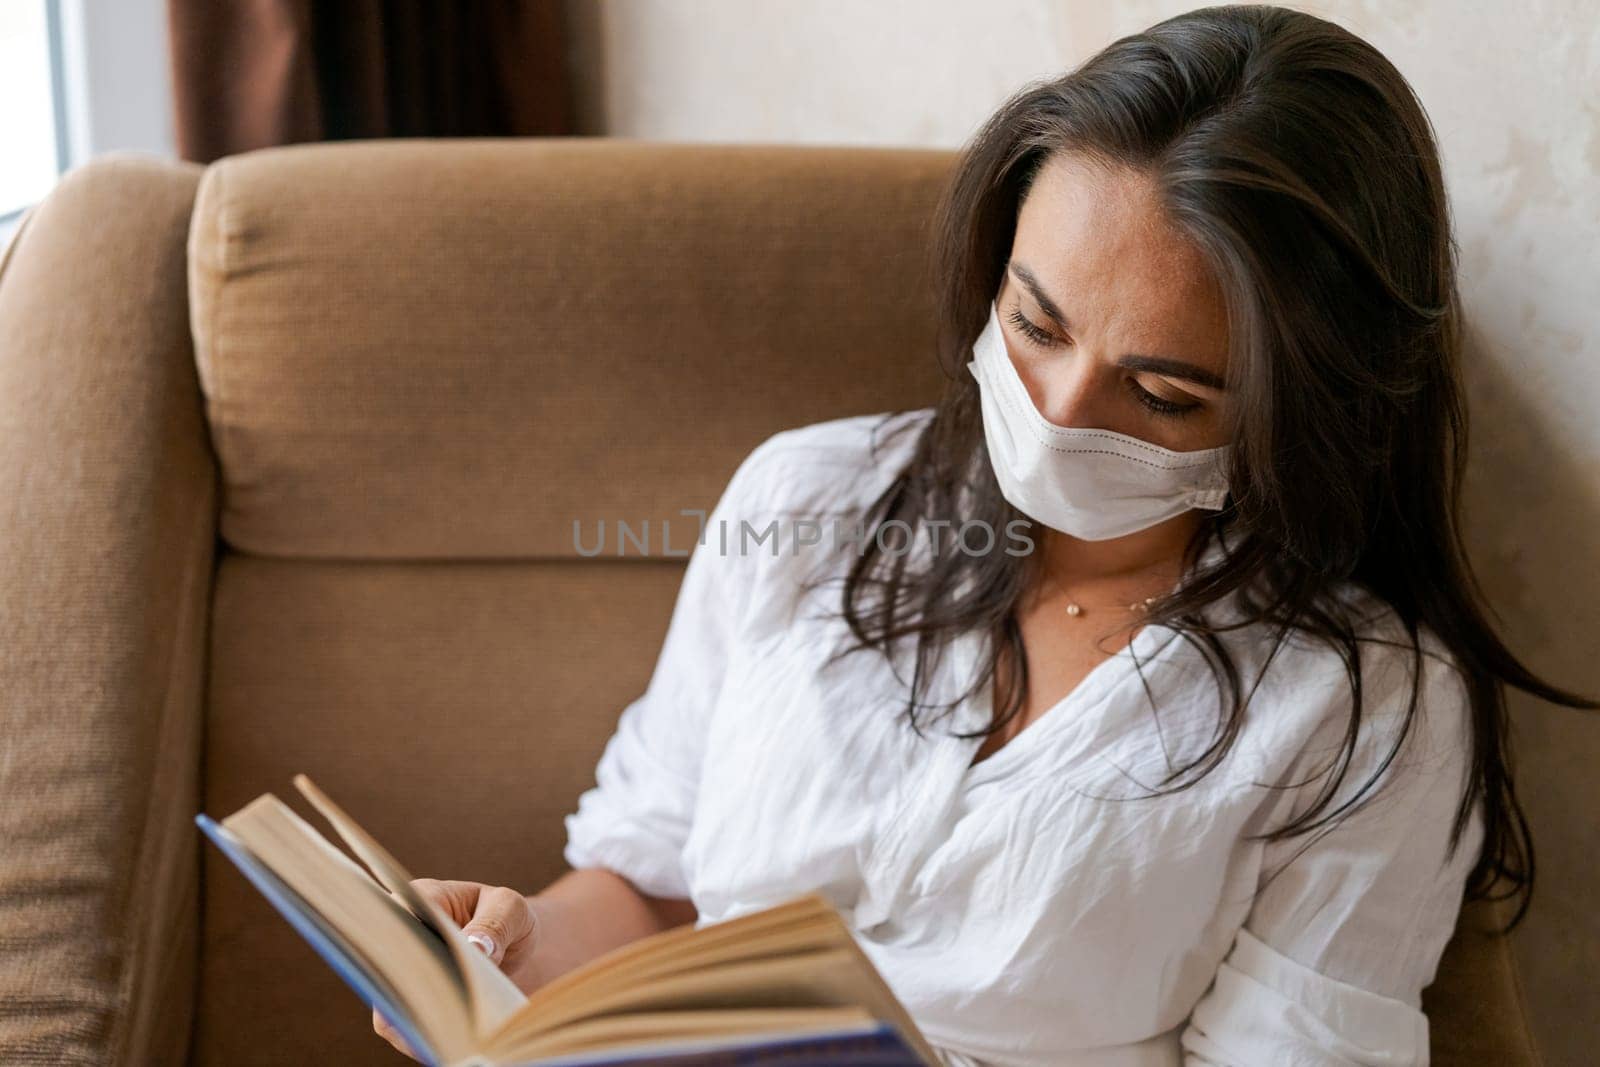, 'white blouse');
563,409,1483,1067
